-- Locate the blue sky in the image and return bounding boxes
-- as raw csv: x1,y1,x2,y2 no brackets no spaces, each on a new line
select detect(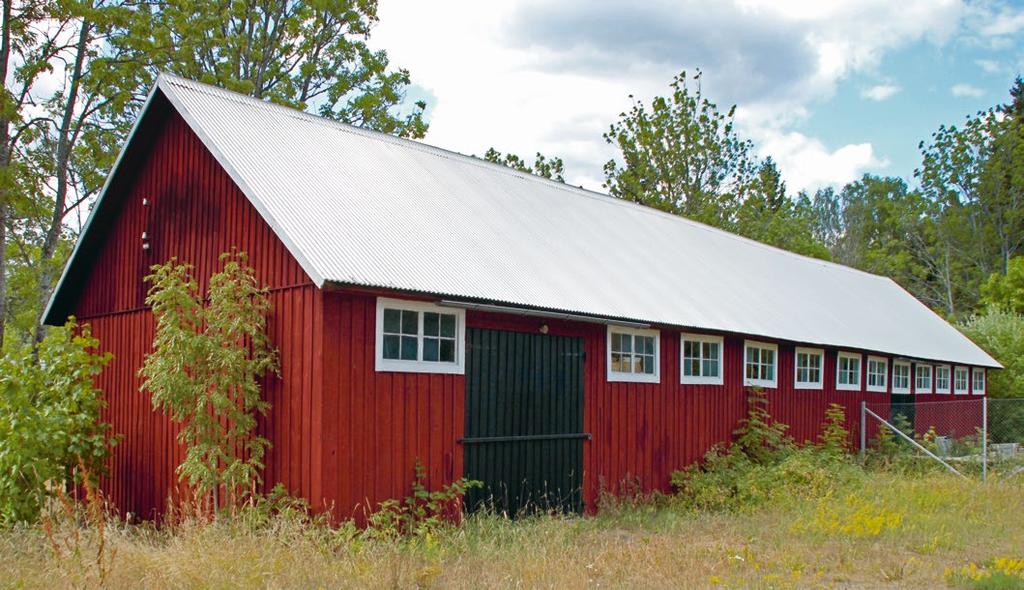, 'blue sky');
372,0,1023,194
